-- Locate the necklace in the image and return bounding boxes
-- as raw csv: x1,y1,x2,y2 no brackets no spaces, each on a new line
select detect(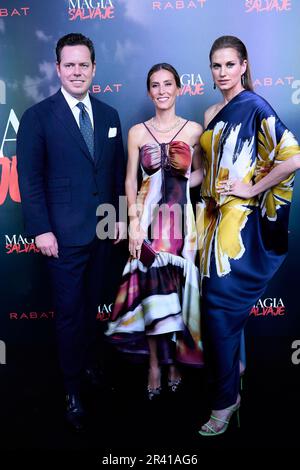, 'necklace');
150,116,181,133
